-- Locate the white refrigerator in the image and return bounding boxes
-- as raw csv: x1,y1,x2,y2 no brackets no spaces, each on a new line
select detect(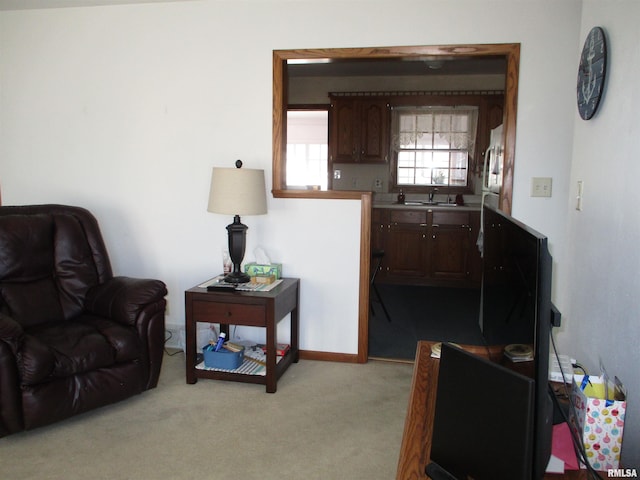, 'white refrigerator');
482,123,504,200
477,124,504,255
